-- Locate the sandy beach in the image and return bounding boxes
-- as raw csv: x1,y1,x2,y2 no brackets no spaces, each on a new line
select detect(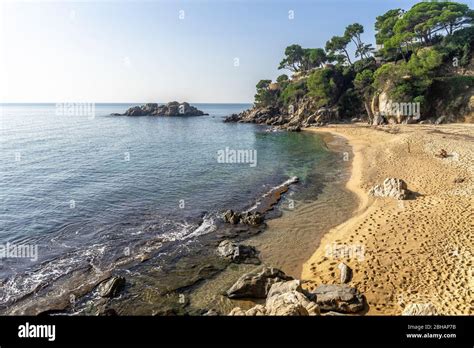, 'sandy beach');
302,123,473,315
